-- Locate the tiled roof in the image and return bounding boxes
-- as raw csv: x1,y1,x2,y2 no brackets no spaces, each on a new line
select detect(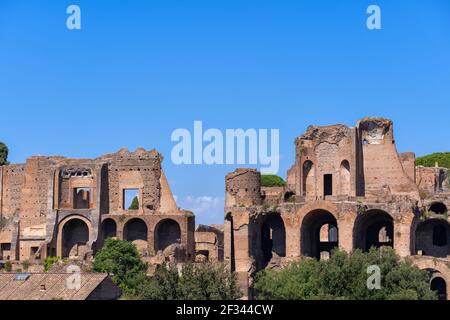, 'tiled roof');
0,273,110,300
